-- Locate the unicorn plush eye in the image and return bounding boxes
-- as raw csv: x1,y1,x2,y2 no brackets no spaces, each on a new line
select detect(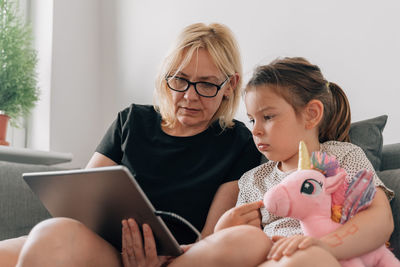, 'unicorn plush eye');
300,179,323,195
